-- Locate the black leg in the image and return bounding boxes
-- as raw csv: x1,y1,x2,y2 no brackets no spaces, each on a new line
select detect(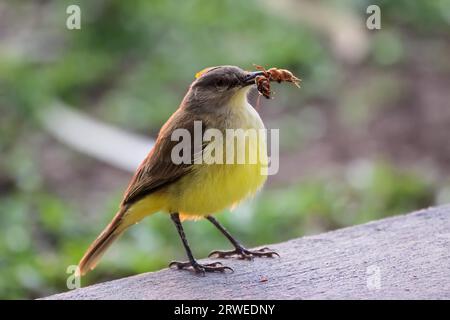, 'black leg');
169,213,233,275
206,215,244,248
206,215,279,260
170,213,196,263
